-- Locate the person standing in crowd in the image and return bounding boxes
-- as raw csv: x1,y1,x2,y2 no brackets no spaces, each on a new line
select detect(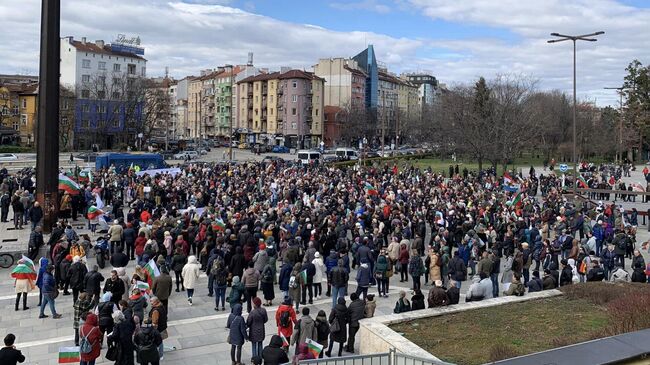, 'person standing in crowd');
289,263,303,311
73,293,93,346
181,255,200,305
315,309,331,358
242,262,261,313
0,334,25,365
374,252,389,298
108,220,124,254
346,292,366,353
365,294,377,317
326,297,349,357
38,265,61,319
260,256,276,307
103,270,126,306
134,317,163,365
172,247,187,292
227,303,248,365
149,296,168,361
79,313,102,365
246,297,268,361
312,252,326,300
355,260,371,300
330,259,349,308
408,249,424,290
152,266,173,311
83,265,104,306
123,222,137,260
276,296,296,348
428,280,449,308
107,310,135,365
